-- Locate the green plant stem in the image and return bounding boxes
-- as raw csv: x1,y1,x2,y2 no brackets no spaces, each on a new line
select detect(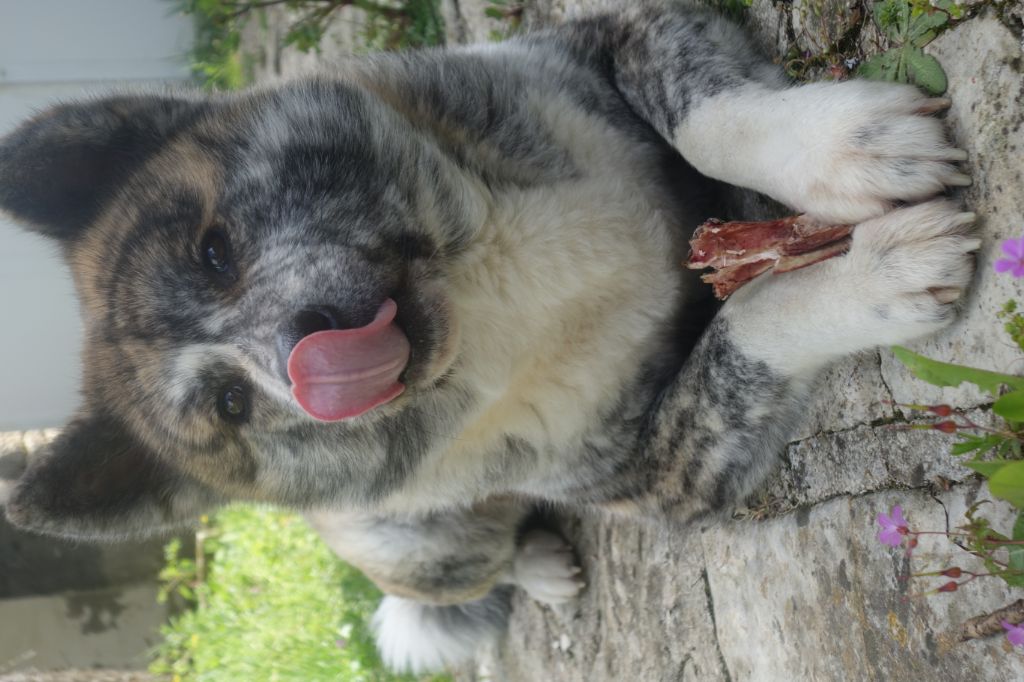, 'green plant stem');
918,530,1024,545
